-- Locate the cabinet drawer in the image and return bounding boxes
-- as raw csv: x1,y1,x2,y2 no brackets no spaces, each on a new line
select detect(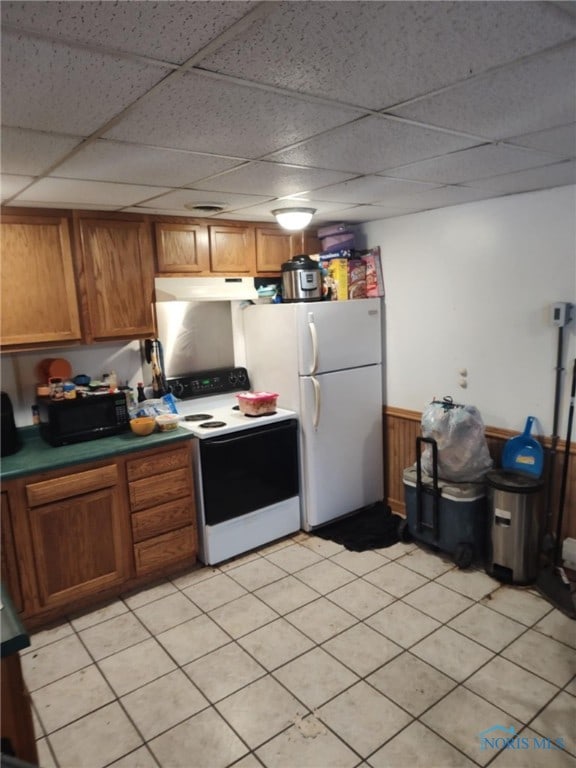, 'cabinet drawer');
131,498,194,543
128,468,191,512
26,465,117,508
133,526,196,576
127,448,189,482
